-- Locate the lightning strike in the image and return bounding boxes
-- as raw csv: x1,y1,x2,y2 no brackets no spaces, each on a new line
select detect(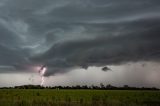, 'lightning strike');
38,65,47,86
